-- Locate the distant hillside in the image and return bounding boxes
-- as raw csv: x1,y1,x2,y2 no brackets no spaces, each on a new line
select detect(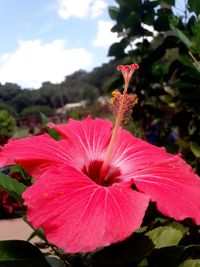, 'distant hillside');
0,59,120,119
